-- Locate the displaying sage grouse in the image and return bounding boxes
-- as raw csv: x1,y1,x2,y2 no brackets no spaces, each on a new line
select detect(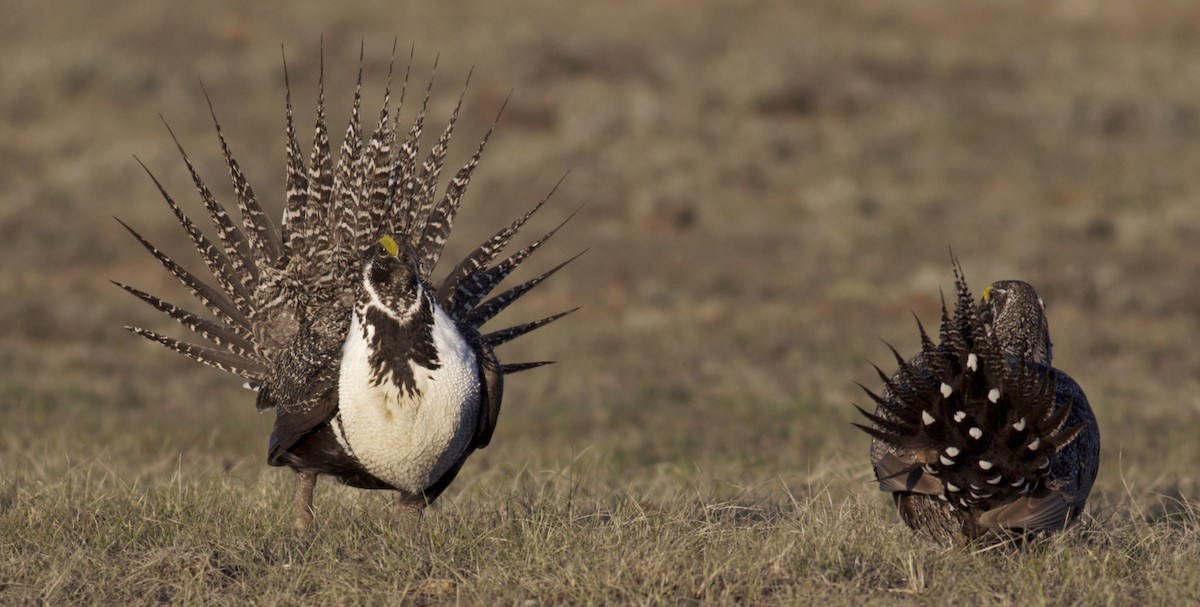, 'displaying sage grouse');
115,50,578,531
854,263,1099,544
